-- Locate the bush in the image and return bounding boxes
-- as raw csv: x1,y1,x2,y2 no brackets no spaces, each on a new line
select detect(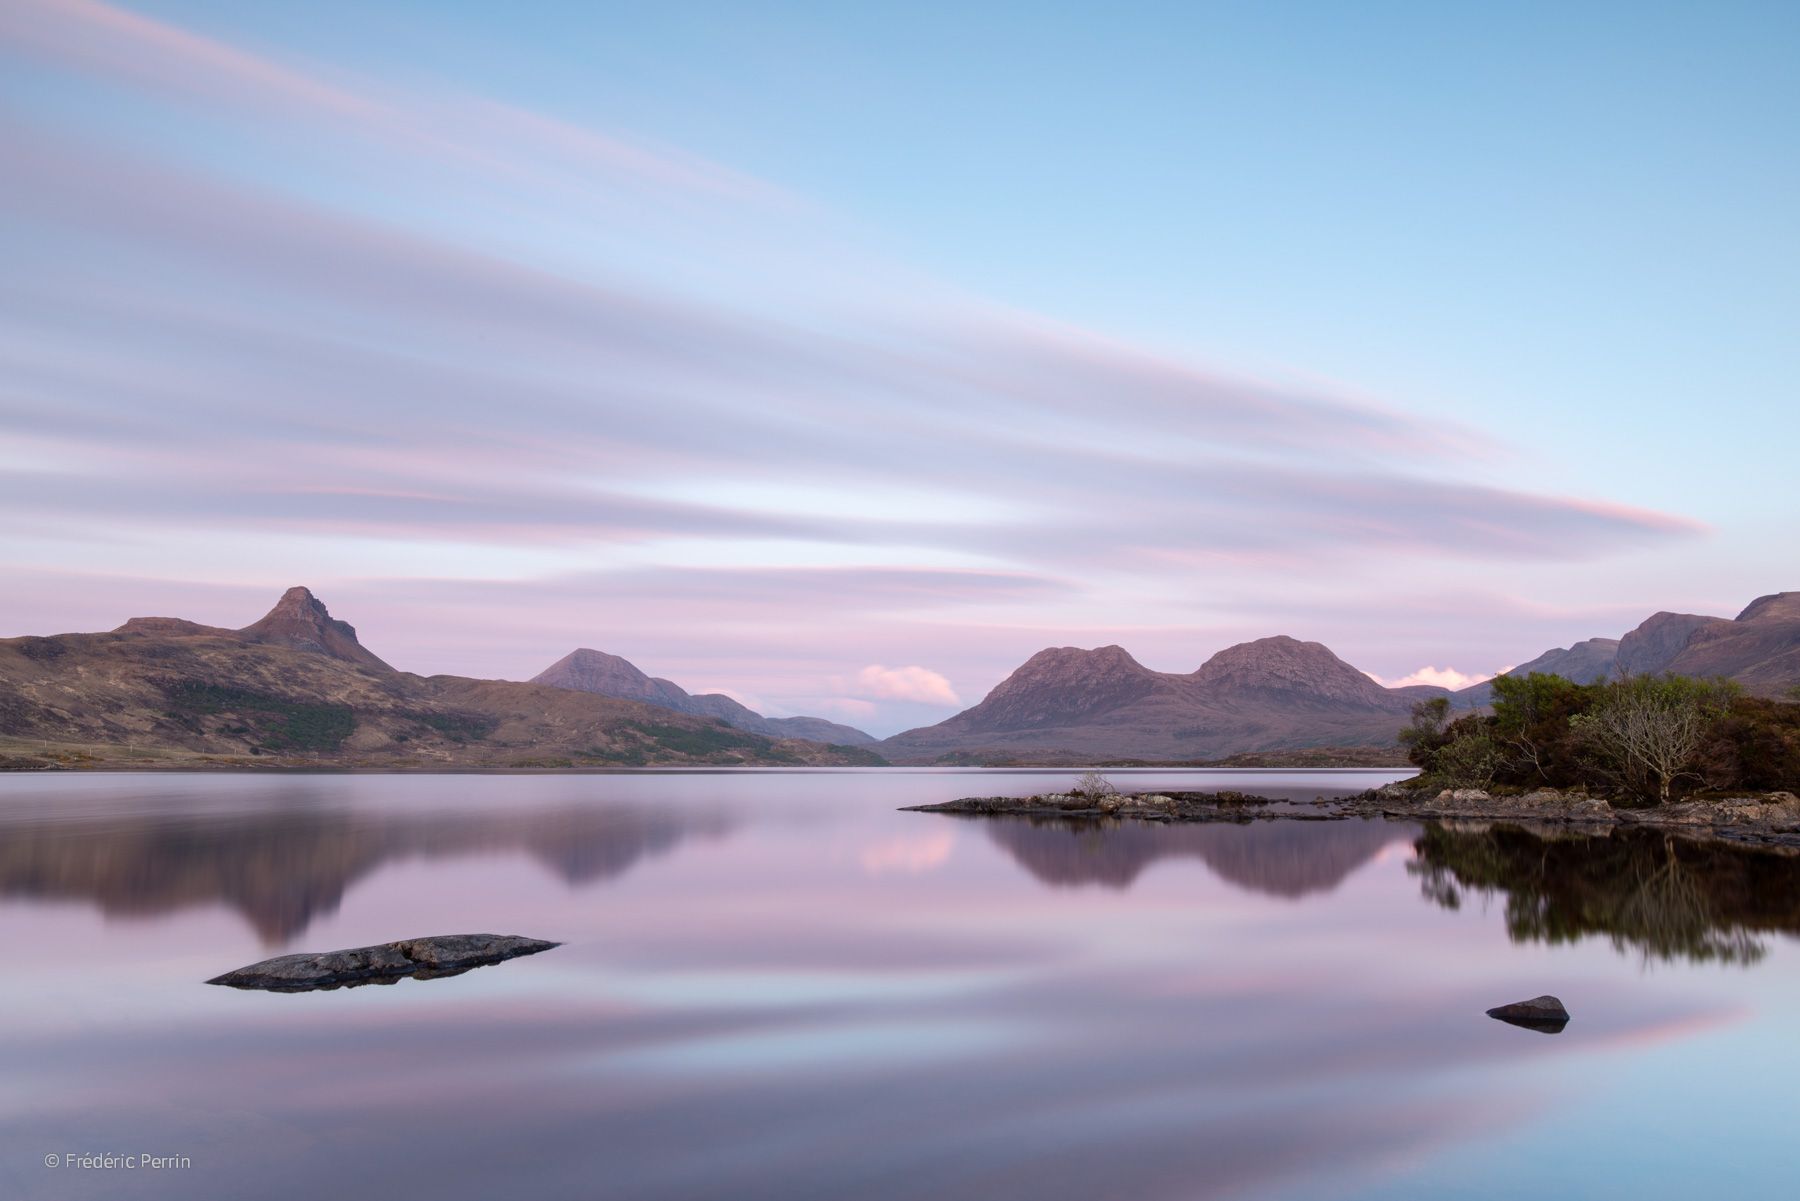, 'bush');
1072,771,1118,799
1399,672,1788,801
